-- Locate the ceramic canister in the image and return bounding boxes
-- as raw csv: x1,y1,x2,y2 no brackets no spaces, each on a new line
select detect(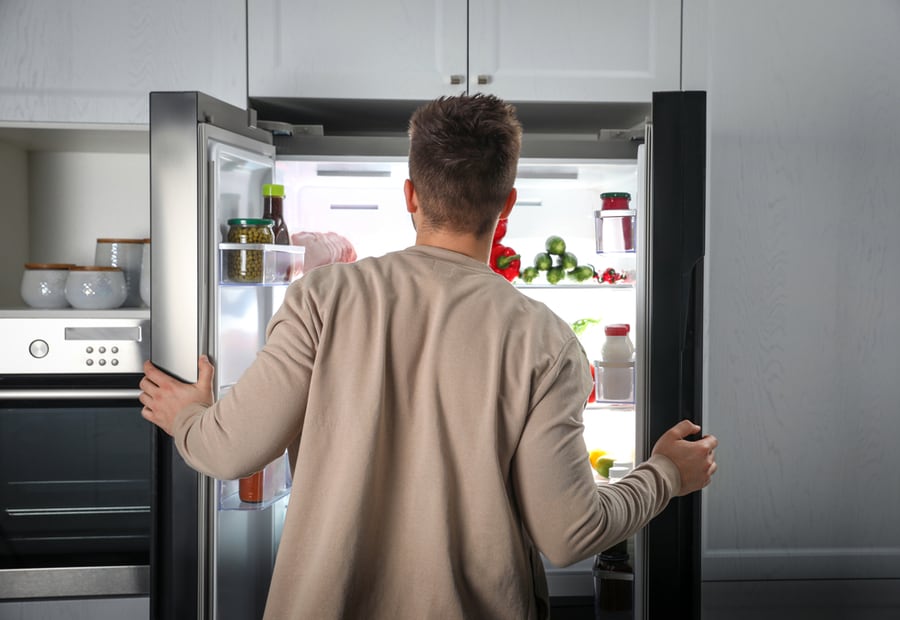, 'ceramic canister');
94,238,144,307
64,266,128,310
20,263,74,309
